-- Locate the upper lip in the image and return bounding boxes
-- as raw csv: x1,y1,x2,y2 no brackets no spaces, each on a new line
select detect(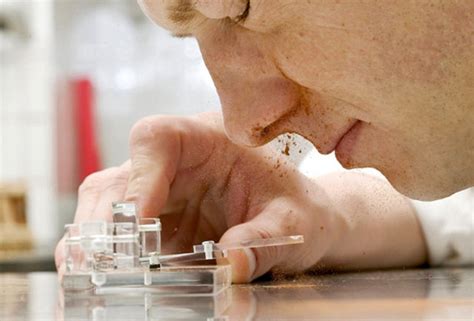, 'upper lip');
318,120,359,155
242,104,359,154
245,118,359,155
242,108,299,147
